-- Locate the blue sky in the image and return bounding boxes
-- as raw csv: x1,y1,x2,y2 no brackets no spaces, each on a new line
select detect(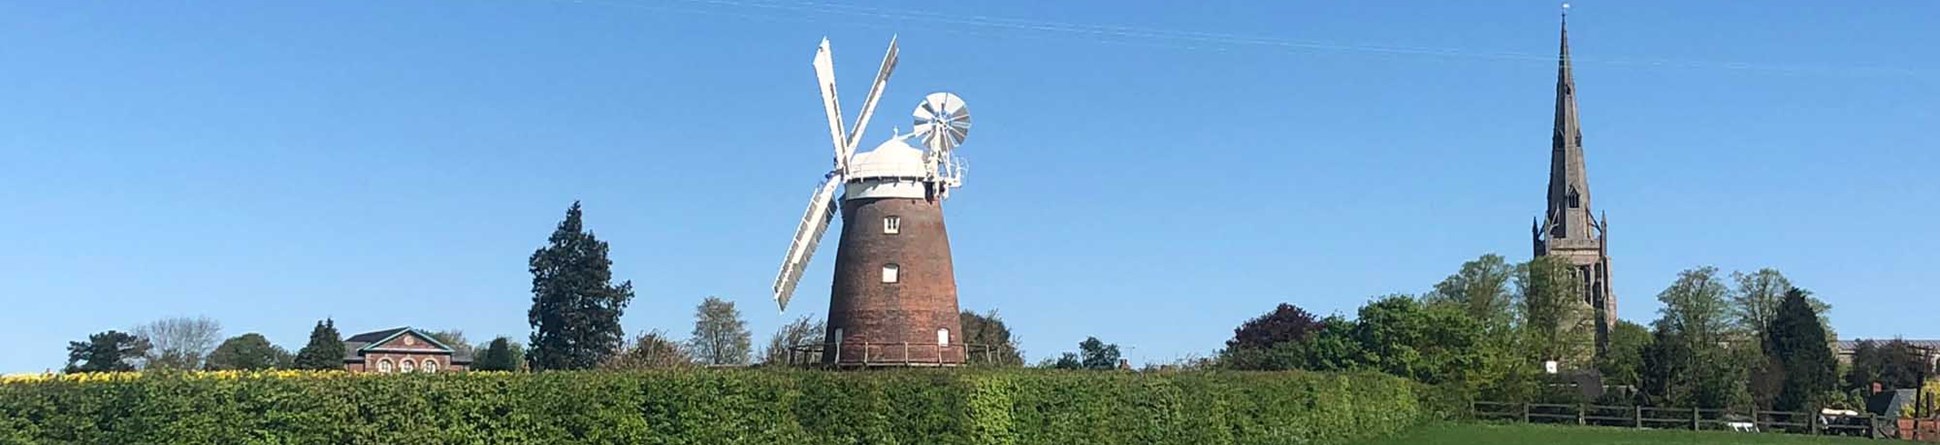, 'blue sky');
2,1,1935,373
